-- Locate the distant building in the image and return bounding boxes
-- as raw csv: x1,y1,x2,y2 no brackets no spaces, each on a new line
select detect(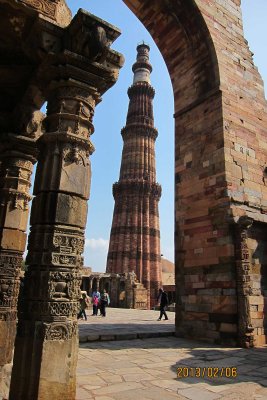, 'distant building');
106,43,162,308
81,257,175,309
81,268,148,309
